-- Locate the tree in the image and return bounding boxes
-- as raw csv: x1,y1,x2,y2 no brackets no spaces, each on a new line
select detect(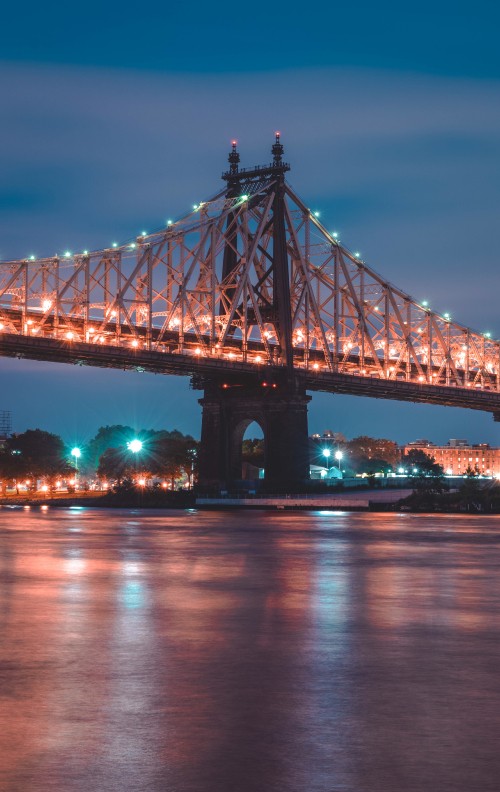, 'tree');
345,436,399,468
401,449,444,477
242,438,265,469
399,473,449,511
0,429,72,489
83,425,136,473
96,429,198,489
97,447,135,484
152,432,198,488
398,448,448,510
355,456,393,476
